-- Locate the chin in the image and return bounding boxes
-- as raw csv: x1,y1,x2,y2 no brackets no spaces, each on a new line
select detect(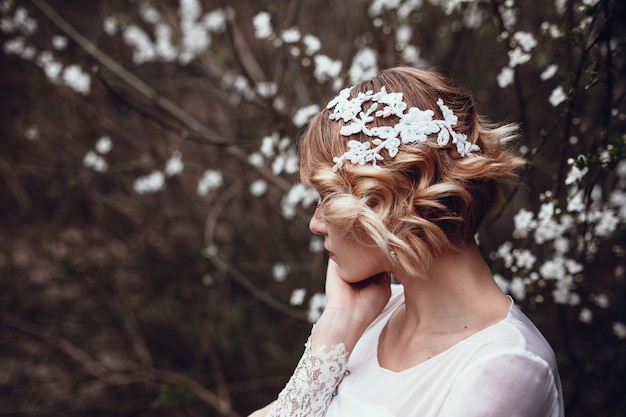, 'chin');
339,270,376,285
